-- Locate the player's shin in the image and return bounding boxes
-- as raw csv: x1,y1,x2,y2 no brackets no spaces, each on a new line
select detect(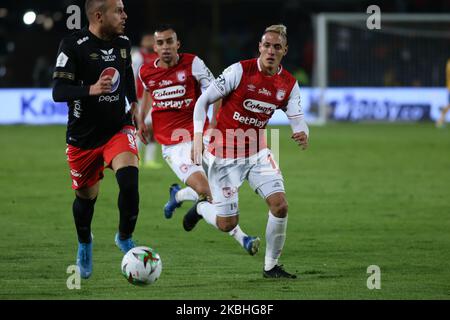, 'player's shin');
175,187,199,202
196,201,218,228
73,196,97,243
116,166,139,240
264,211,287,271
228,224,247,246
